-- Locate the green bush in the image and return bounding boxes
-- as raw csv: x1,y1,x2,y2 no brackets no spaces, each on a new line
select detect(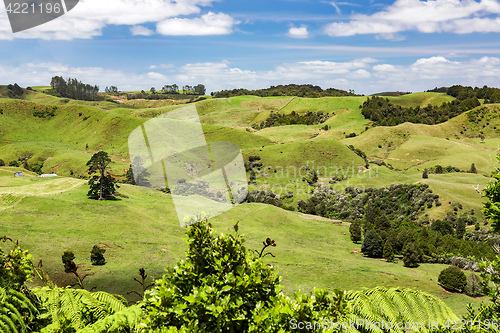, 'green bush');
141,219,354,331
361,229,383,258
403,243,420,268
90,245,106,266
349,219,362,243
0,159,4,166
464,273,483,297
438,266,467,292
383,241,395,262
